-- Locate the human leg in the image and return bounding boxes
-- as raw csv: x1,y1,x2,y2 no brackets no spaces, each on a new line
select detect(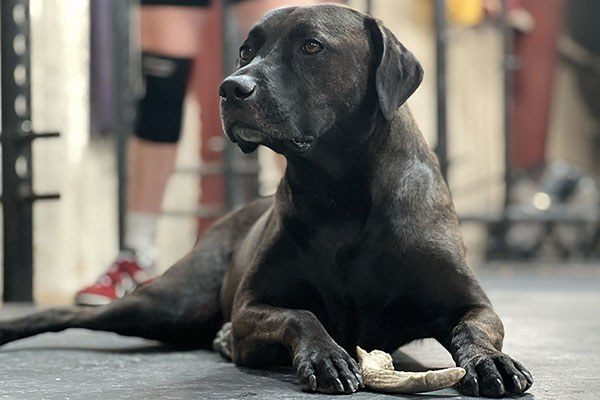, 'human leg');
76,4,209,305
